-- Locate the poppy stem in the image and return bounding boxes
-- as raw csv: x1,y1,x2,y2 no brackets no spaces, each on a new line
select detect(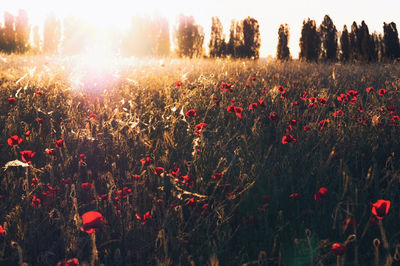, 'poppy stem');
91,232,99,266
378,220,393,265
336,255,341,266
